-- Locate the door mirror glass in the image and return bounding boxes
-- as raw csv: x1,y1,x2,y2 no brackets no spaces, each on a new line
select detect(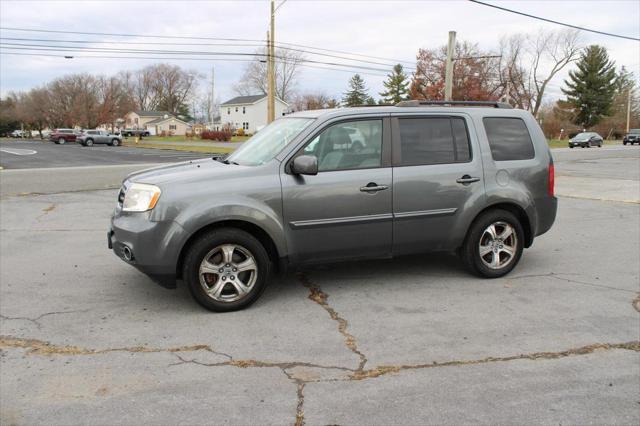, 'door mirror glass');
291,155,318,175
